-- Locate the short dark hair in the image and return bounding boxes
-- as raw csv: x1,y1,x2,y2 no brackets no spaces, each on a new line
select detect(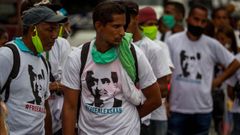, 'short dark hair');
164,1,185,17
92,1,126,28
211,7,229,19
188,4,208,17
115,1,138,30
